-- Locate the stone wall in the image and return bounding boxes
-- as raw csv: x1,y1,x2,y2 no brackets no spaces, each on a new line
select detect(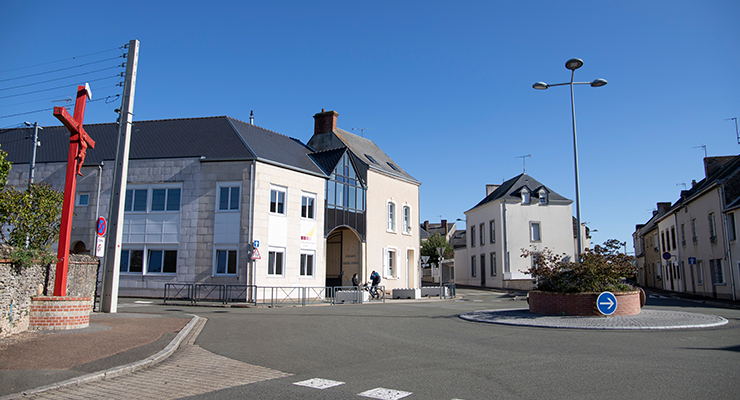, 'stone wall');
0,248,98,337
